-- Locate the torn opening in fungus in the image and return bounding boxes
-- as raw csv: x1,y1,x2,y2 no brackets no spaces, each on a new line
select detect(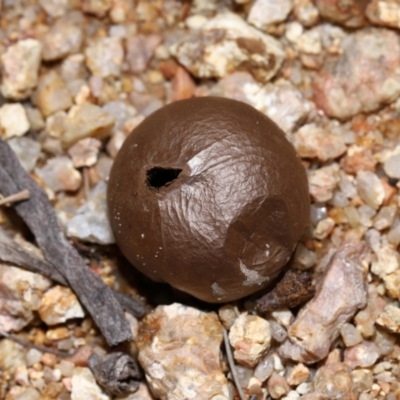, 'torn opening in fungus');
146,167,182,190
